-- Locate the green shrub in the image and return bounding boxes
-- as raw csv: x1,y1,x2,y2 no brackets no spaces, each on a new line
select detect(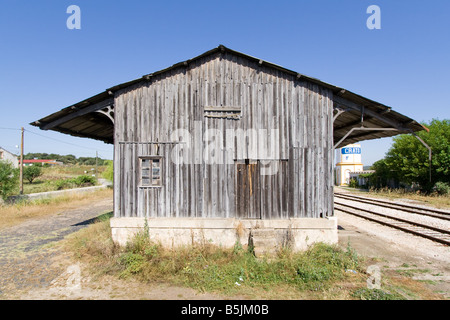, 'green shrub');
102,160,114,182
348,178,359,188
74,175,96,186
119,252,145,275
55,179,74,190
23,166,42,183
0,161,19,200
112,231,361,293
55,175,97,190
433,182,449,195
